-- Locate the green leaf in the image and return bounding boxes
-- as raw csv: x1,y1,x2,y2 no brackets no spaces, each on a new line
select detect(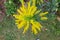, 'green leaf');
19,0,23,3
